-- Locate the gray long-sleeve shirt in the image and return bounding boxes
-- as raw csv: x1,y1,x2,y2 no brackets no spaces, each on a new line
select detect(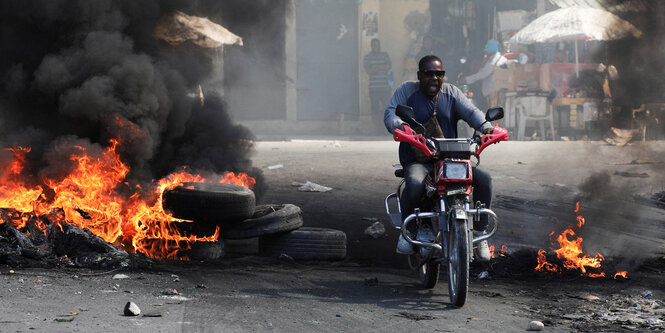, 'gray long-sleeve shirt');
383,81,492,165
